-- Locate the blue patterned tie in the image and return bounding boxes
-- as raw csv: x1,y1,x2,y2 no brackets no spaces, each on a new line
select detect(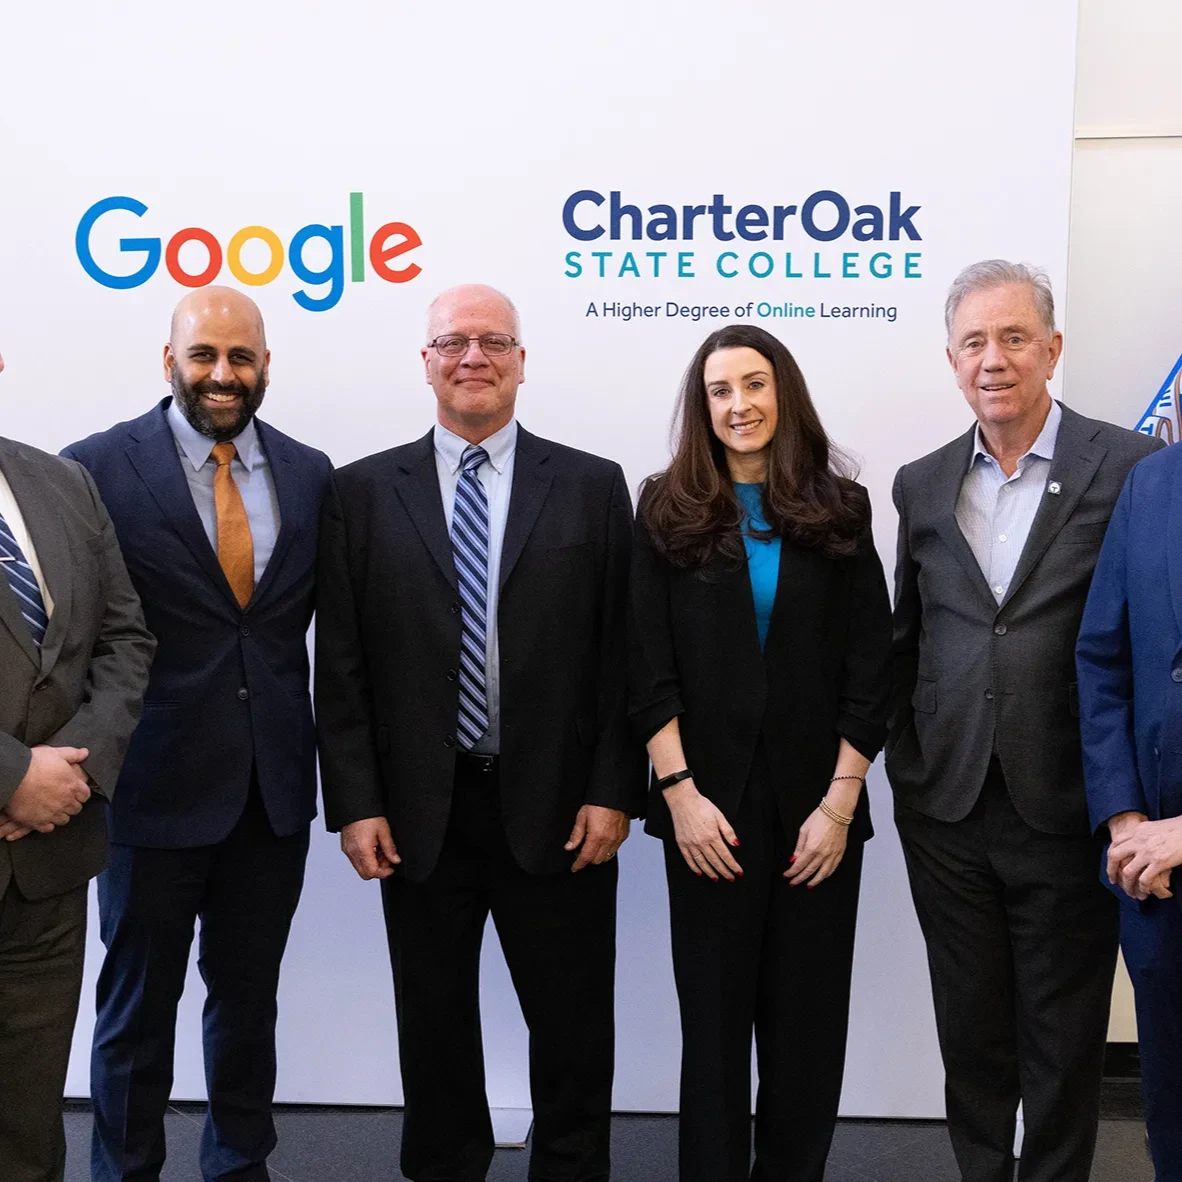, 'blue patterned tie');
0,509,48,648
452,445,490,749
